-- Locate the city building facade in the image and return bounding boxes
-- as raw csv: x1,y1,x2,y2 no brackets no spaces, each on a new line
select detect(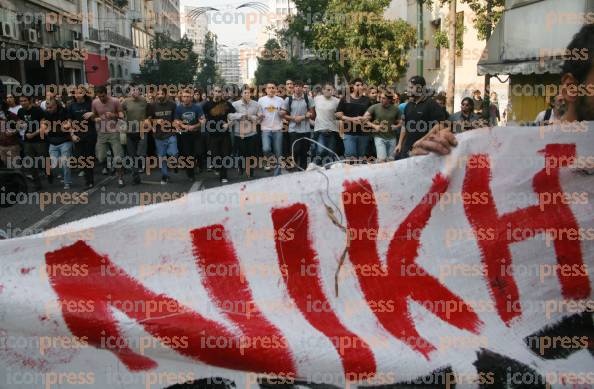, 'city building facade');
478,0,590,122
387,0,508,118
218,48,241,85
0,0,84,87
183,6,208,56
152,0,180,40
0,0,179,88
82,0,135,85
